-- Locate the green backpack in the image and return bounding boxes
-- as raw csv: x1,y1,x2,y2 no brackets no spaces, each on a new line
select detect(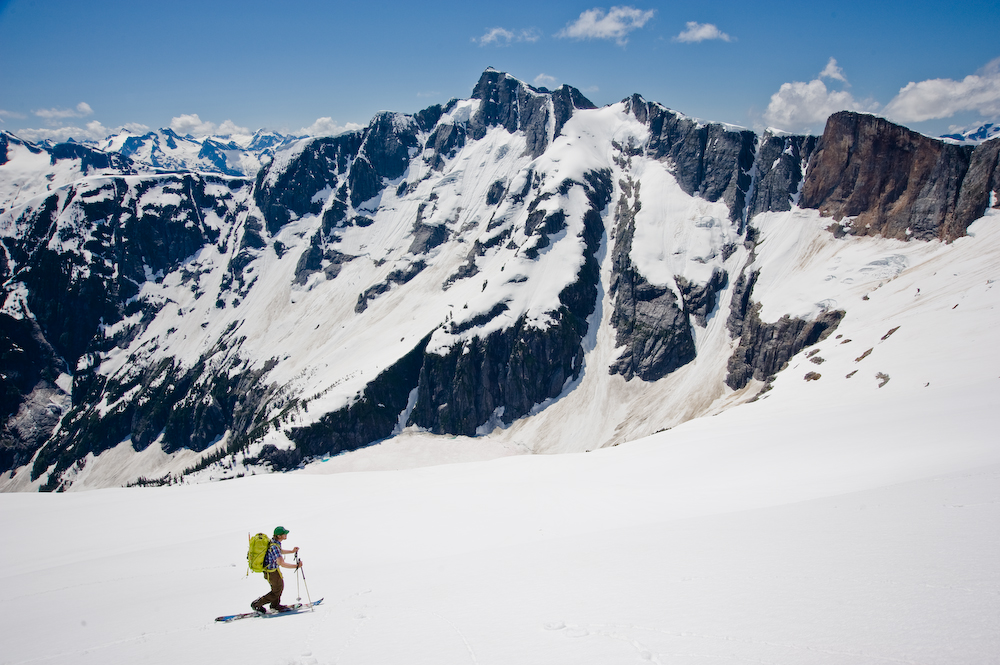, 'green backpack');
247,533,273,573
